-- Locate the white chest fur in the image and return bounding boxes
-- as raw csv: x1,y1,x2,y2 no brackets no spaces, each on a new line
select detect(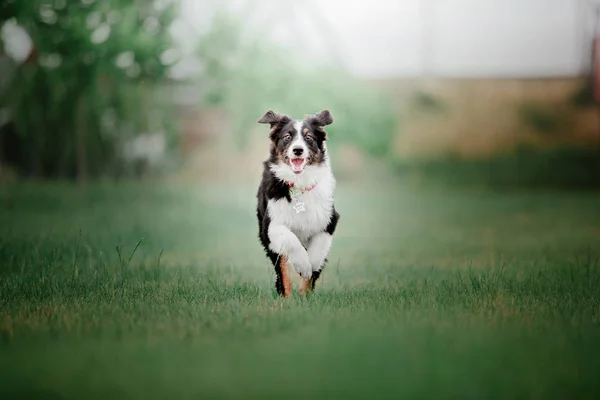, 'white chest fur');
267,164,335,246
